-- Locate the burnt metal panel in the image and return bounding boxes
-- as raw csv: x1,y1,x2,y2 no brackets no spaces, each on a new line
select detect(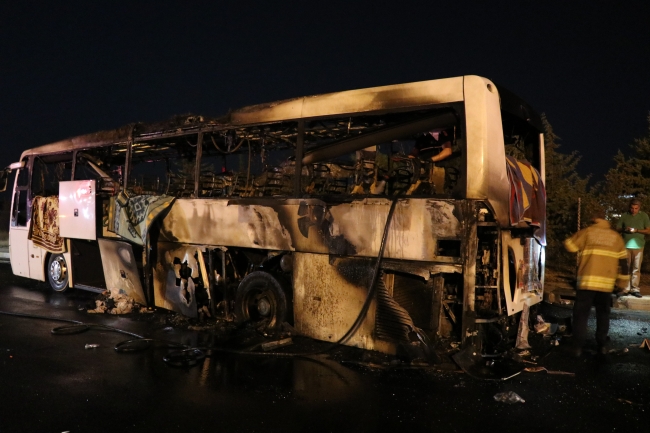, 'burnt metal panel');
159,197,463,263
153,242,208,318
98,239,146,305
292,252,396,354
159,200,295,251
